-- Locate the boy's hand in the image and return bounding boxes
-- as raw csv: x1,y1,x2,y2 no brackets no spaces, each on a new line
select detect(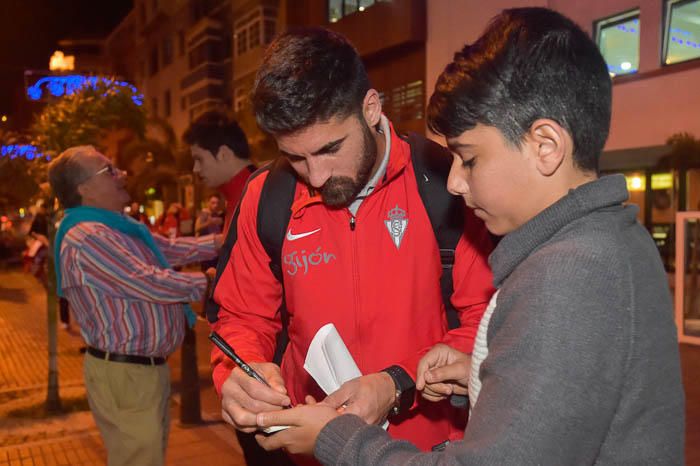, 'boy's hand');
220,362,291,433
256,396,341,455
416,343,471,402
322,372,395,425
